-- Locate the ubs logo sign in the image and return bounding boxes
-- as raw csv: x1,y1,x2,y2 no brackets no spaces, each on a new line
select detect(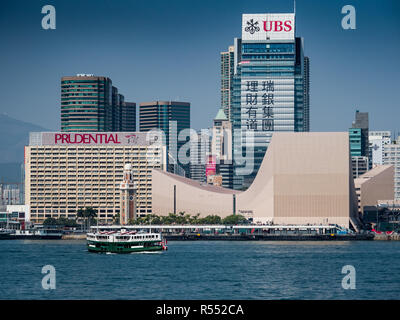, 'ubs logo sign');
242,14,295,40
244,19,260,34
244,19,293,34
263,20,293,32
